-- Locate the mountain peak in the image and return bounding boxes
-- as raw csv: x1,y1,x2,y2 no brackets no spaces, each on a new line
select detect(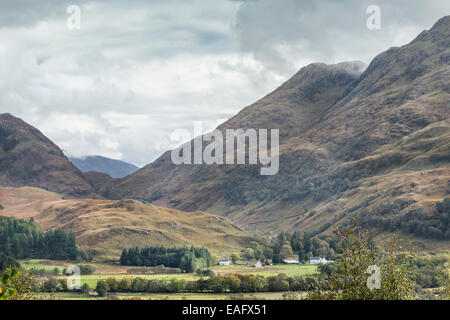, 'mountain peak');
0,113,24,127
0,114,94,197
280,61,365,90
298,61,365,75
69,155,139,178
216,59,362,140
412,15,450,43
101,16,450,241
